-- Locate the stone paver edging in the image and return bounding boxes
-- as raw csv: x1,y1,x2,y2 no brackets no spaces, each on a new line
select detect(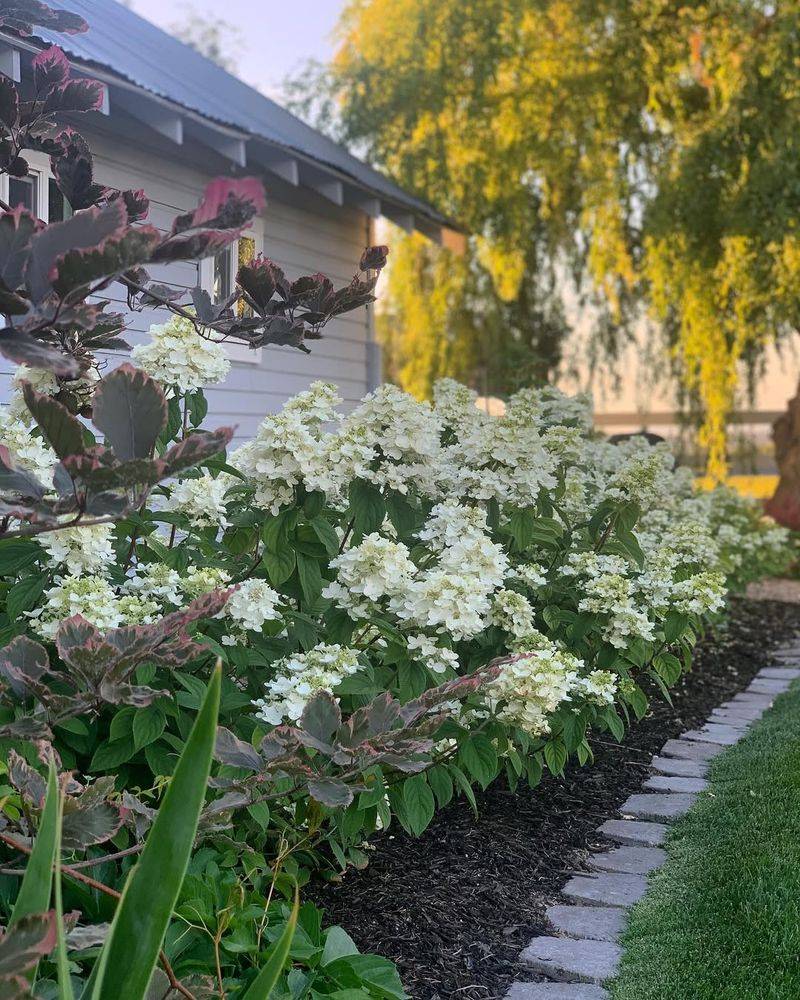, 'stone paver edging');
502,648,800,999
